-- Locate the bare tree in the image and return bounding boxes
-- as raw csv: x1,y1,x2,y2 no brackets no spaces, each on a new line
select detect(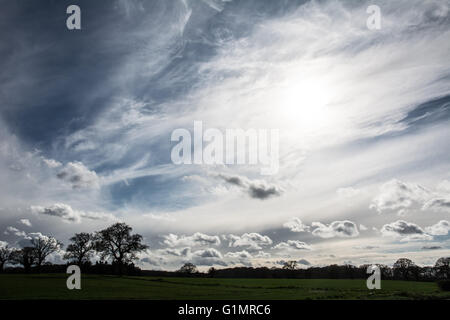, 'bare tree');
393,258,416,280
435,257,450,279
0,245,12,272
178,262,198,274
64,232,94,266
282,260,298,270
10,247,37,272
30,235,63,270
94,223,148,273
